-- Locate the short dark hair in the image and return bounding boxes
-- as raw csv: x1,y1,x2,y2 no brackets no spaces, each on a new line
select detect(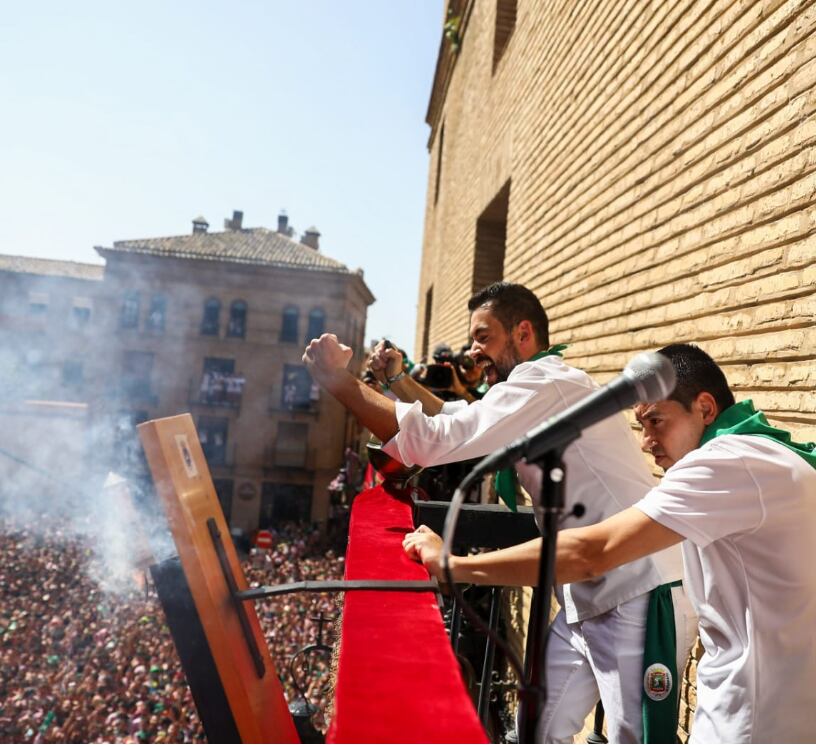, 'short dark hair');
658,343,735,413
467,282,549,347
